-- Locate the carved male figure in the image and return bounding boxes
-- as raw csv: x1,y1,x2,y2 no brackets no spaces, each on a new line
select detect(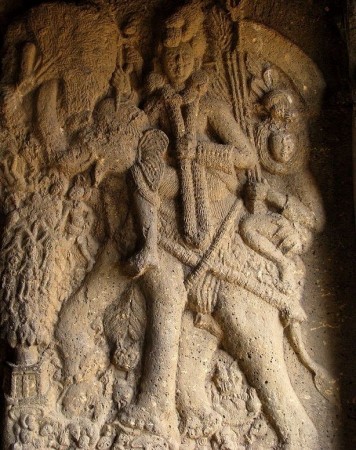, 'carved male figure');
177,88,327,449
118,4,258,447
121,5,330,450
